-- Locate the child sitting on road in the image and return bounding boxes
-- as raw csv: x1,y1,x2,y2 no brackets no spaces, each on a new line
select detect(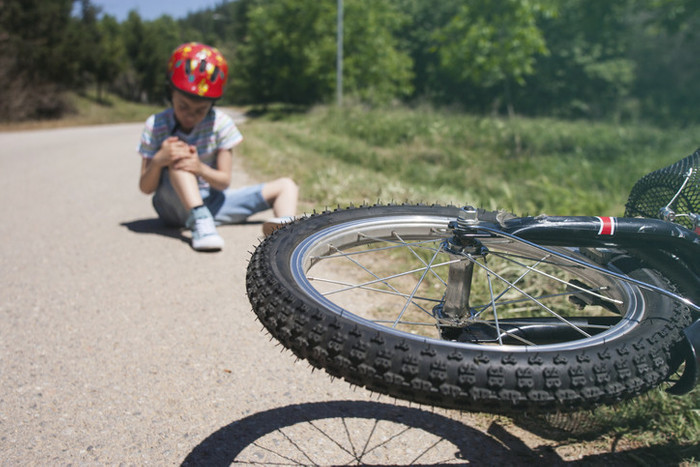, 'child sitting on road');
137,42,298,251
